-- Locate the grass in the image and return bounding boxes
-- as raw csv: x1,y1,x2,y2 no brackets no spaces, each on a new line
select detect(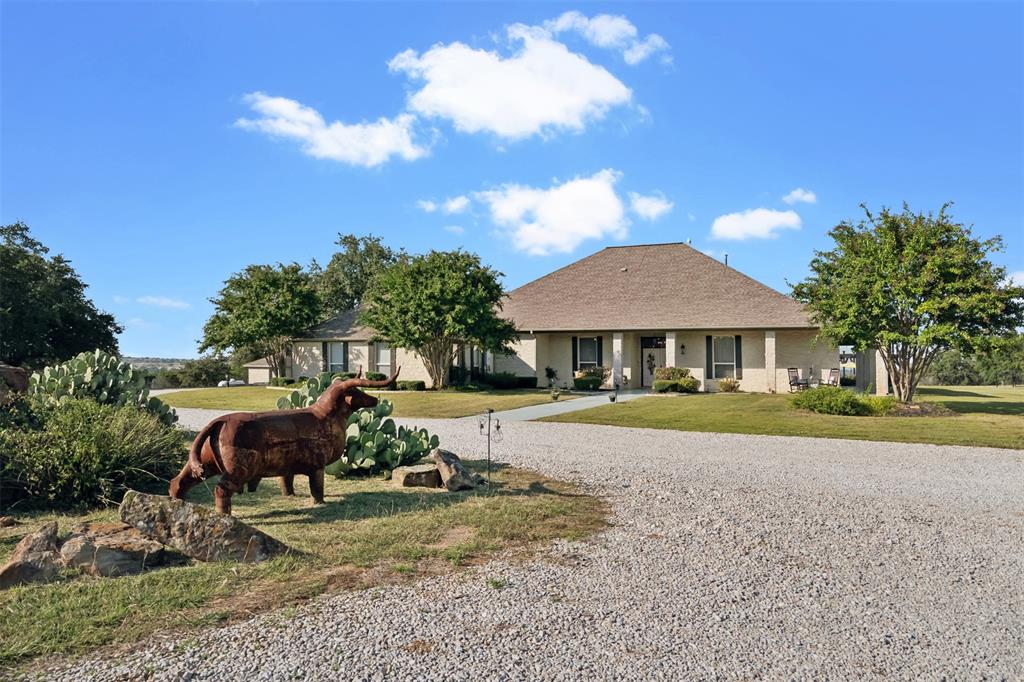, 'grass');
542,385,1024,450
0,461,606,668
157,386,574,417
